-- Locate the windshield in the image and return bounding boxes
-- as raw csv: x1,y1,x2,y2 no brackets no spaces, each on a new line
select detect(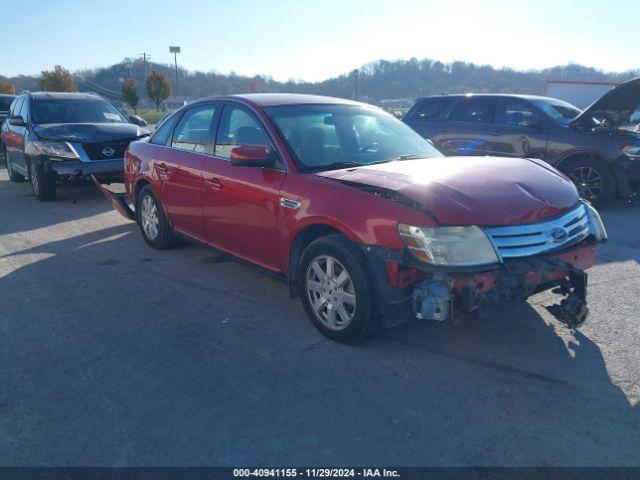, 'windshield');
32,99,128,124
531,98,581,125
264,104,442,171
0,96,14,111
